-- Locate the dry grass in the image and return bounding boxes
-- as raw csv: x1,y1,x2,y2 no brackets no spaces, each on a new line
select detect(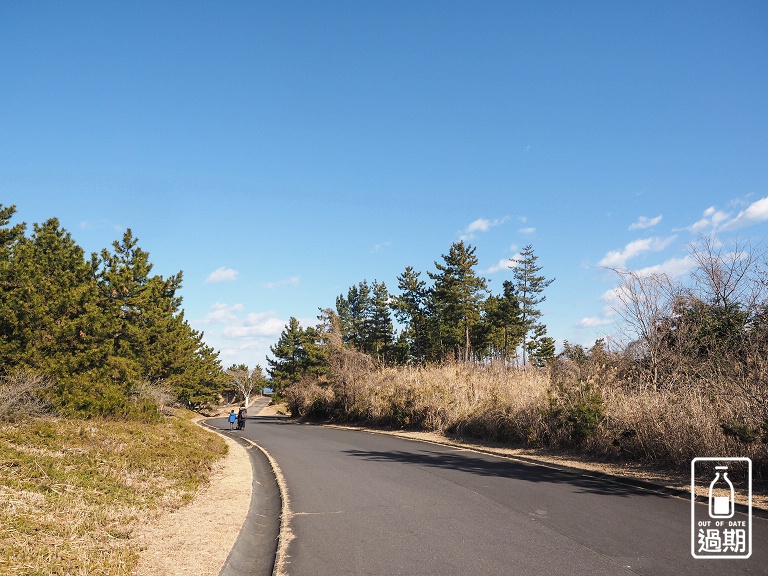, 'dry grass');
0,411,227,575
286,356,768,481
